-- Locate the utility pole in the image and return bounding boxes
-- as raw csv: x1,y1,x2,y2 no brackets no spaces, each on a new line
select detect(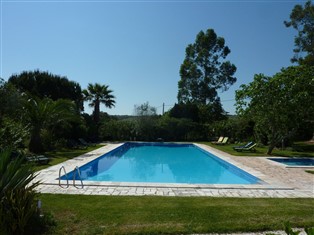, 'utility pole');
162,102,165,115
